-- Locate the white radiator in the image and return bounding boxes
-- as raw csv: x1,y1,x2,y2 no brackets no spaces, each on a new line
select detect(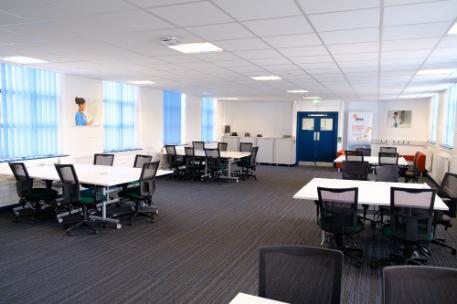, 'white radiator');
429,153,450,184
